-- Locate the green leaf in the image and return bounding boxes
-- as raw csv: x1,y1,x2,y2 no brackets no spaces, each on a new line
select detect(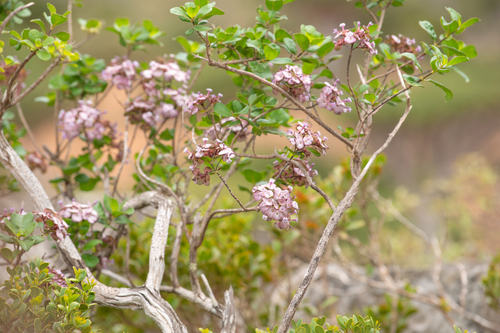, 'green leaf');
81,254,99,268
242,169,262,183
31,19,46,33
185,28,195,36
42,37,55,47
53,31,70,41
283,37,297,55
196,4,213,19
451,66,469,83
427,79,453,102
402,74,423,87
271,57,294,65
345,219,365,231
82,239,103,251
302,62,316,75
401,52,423,73
47,3,57,14
294,33,309,51
419,20,437,39
115,215,134,224
0,247,14,262
51,14,68,27
0,233,16,244
214,102,232,117
365,93,376,103
446,7,462,24
266,0,284,11
456,18,480,34
264,45,279,60
460,45,477,59
36,48,51,61
317,41,334,58
447,56,469,66
194,25,211,32
79,178,99,191
170,7,189,18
